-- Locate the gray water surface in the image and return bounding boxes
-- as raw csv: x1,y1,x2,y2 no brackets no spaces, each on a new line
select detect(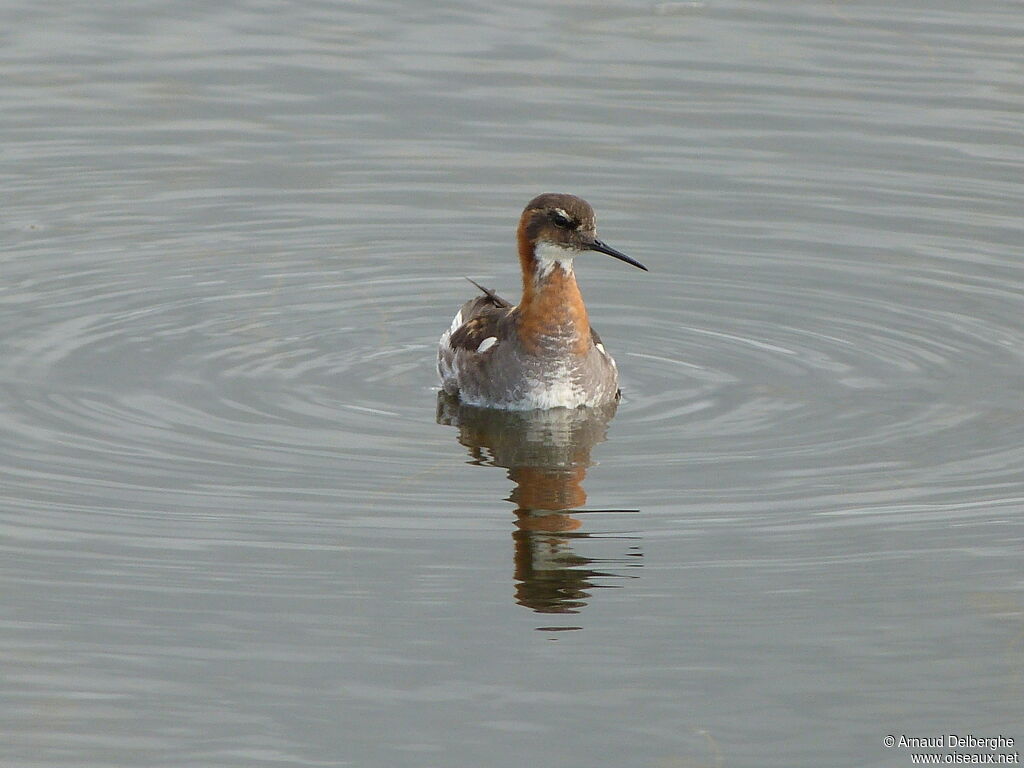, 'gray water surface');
3,1,1023,766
